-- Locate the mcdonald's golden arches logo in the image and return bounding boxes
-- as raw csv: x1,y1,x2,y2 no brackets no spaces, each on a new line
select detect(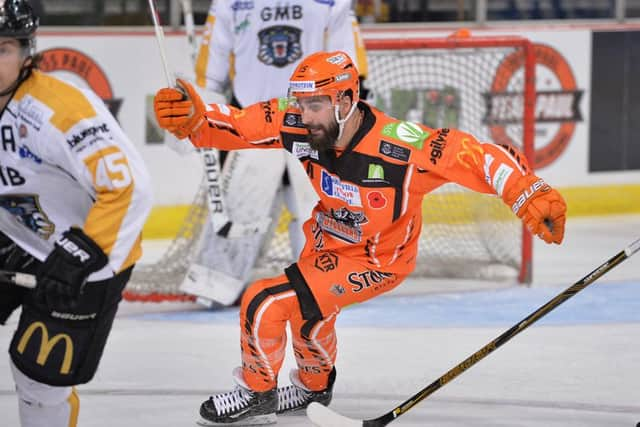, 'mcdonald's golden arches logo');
17,321,73,375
